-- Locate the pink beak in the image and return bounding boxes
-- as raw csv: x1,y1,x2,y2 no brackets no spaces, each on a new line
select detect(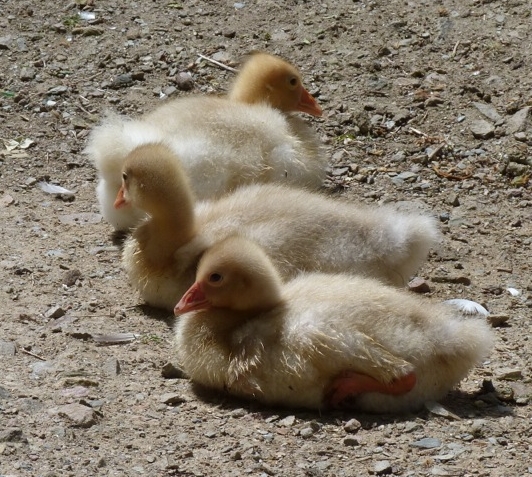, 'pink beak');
297,87,322,117
175,282,210,315
114,185,127,209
